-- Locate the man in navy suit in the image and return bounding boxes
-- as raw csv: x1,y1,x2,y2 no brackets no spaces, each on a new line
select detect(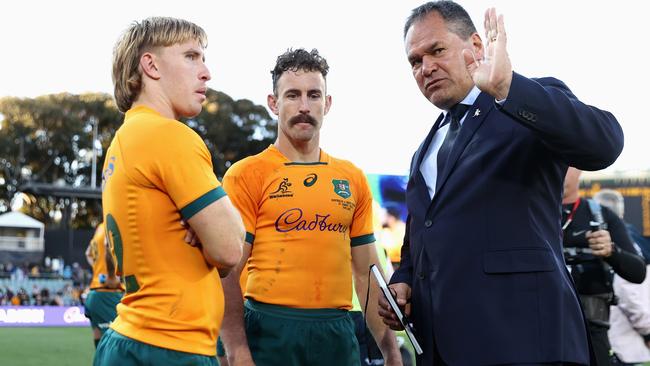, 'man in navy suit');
377,1,623,365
